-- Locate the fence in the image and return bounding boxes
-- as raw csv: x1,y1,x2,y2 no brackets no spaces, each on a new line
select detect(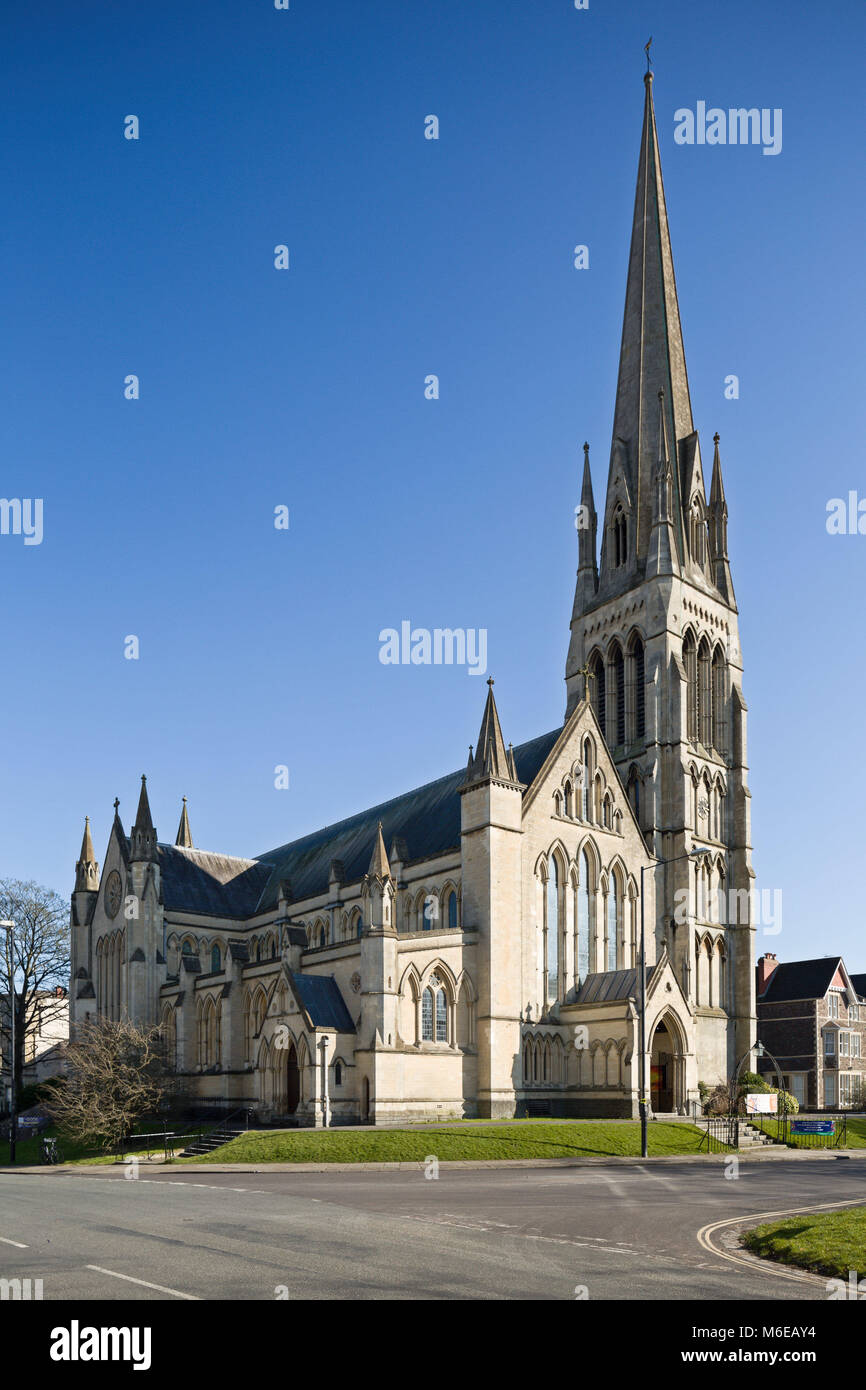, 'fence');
754,1112,848,1149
